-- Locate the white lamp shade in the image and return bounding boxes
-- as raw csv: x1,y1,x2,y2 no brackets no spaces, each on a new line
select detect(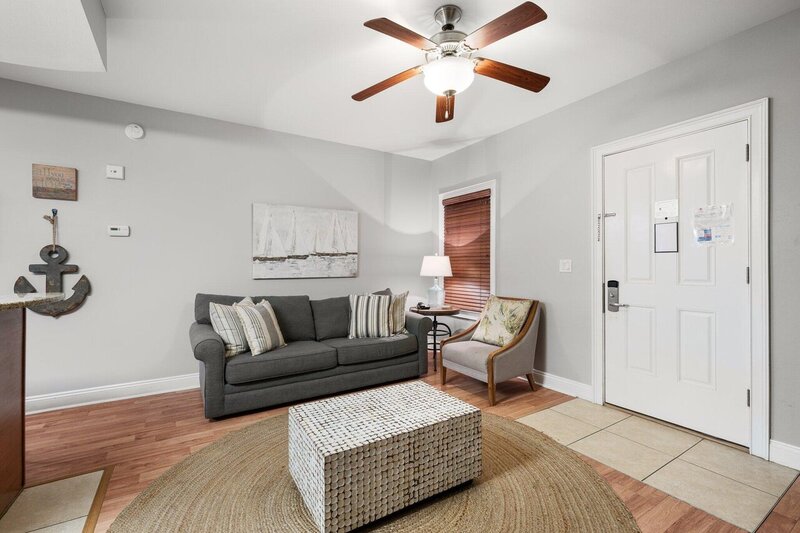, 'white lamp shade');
422,56,475,96
420,255,453,277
